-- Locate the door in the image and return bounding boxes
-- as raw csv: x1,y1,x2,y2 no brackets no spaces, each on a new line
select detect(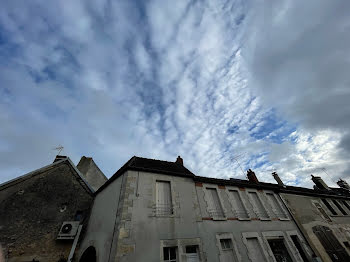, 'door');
313,225,350,261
